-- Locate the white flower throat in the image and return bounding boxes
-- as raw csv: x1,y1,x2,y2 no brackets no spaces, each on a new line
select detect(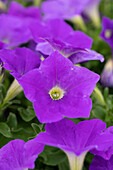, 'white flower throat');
49,86,65,100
